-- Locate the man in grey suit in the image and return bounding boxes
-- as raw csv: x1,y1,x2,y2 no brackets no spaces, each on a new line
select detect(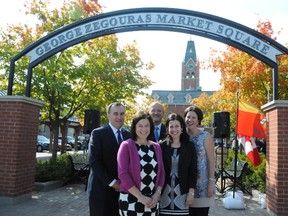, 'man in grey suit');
88,102,131,216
